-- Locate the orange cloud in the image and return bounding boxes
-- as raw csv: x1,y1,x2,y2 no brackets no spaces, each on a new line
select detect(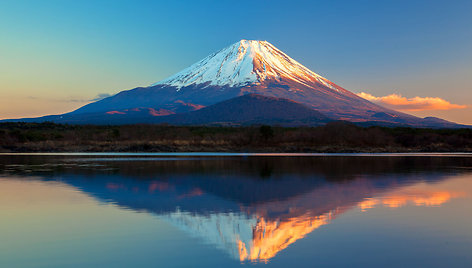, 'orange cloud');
357,92,467,111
